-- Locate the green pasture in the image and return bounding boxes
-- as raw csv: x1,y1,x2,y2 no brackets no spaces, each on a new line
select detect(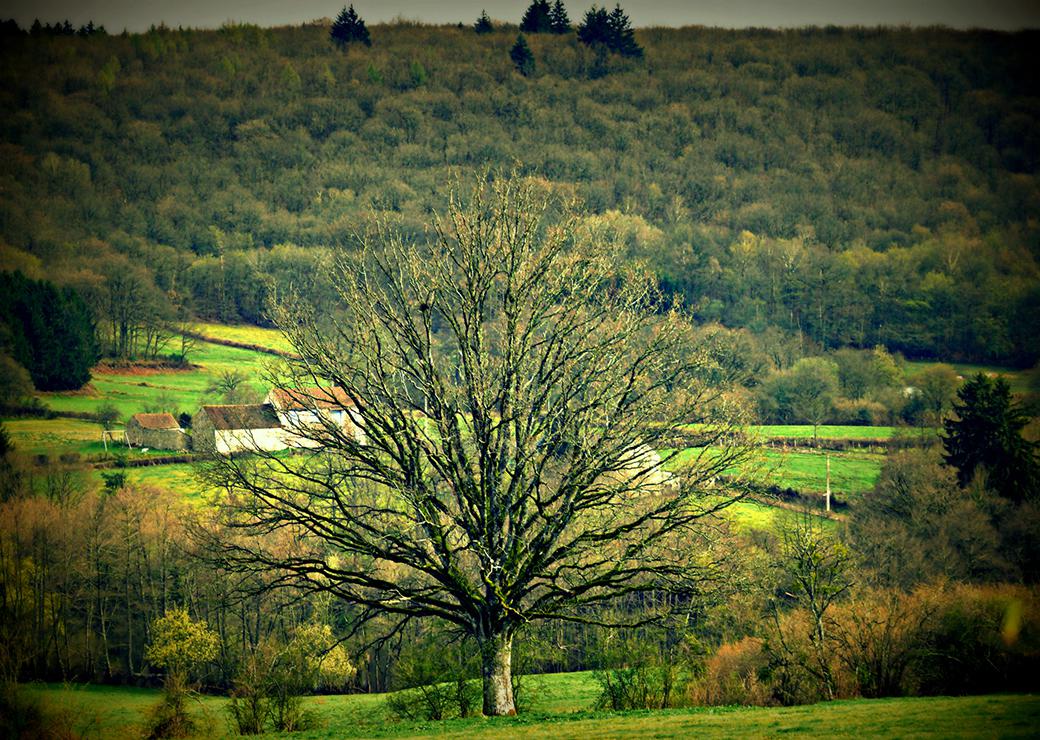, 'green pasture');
193,322,295,354
668,447,882,497
35,338,280,419
24,678,1040,739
